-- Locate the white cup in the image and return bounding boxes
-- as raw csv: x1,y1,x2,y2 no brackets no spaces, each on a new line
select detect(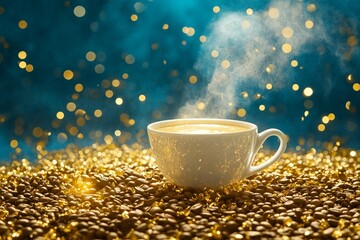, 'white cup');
147,118,287,188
